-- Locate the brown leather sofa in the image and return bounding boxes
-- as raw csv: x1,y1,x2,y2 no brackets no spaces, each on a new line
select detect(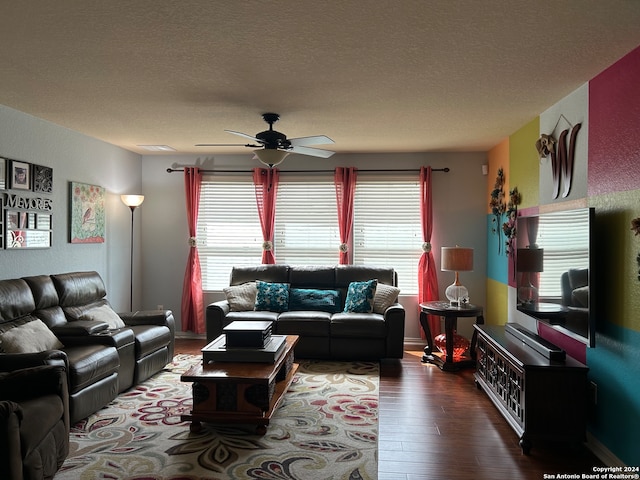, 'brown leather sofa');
0,271,175,425
0,364,69,480
206,265,405,360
